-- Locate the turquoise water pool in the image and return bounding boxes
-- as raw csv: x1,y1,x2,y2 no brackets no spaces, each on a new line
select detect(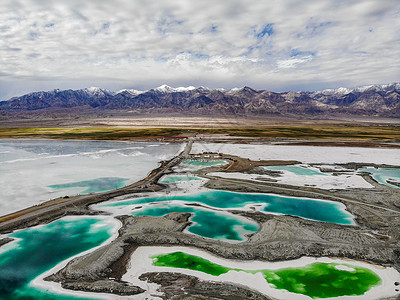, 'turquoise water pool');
131,202,259,241
104,190,354,225
0,217,116,300
360,167,400,189
266,165,327,176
